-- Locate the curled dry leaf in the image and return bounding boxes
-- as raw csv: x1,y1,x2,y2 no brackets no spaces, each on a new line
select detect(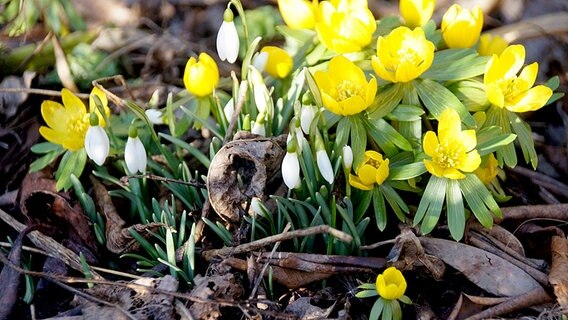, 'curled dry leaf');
469,222,525,257
549,235,568,309
207,132,286,224
90,176,162,254
189,273,245,320
421,237,542,297
285,296,335,320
